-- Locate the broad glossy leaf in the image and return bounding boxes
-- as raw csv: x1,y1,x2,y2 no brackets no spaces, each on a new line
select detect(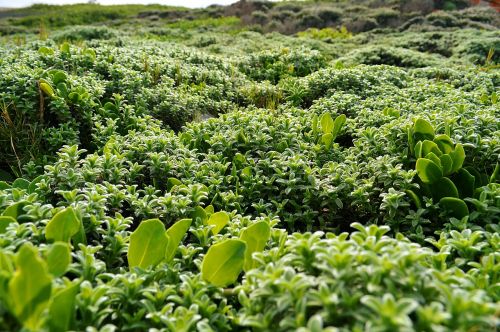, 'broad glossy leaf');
45,207,81,243
320,113,334,134
431,177,458,201
167,178,183,192
201,239,246,287
433,134,454,154
332,114,346,138
128,219,169,269
165,218,192,262
421,140,442,157
48,282,79,332
449,144,465,174
416,158,442,184
8,244,52,331
2,201,27,219
192,206,207,225
424,152,441,168
0,181,10,190
439,154,453,176
439,197,469,219
321,133,334,150
414,141,422,158
240,221,271,272
207,211,230,235
451,168,475,198
46,242,71,277
40,81,55,97
413,118,434,142
0,216,16,233
38,46,54,56
12,178,30,190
